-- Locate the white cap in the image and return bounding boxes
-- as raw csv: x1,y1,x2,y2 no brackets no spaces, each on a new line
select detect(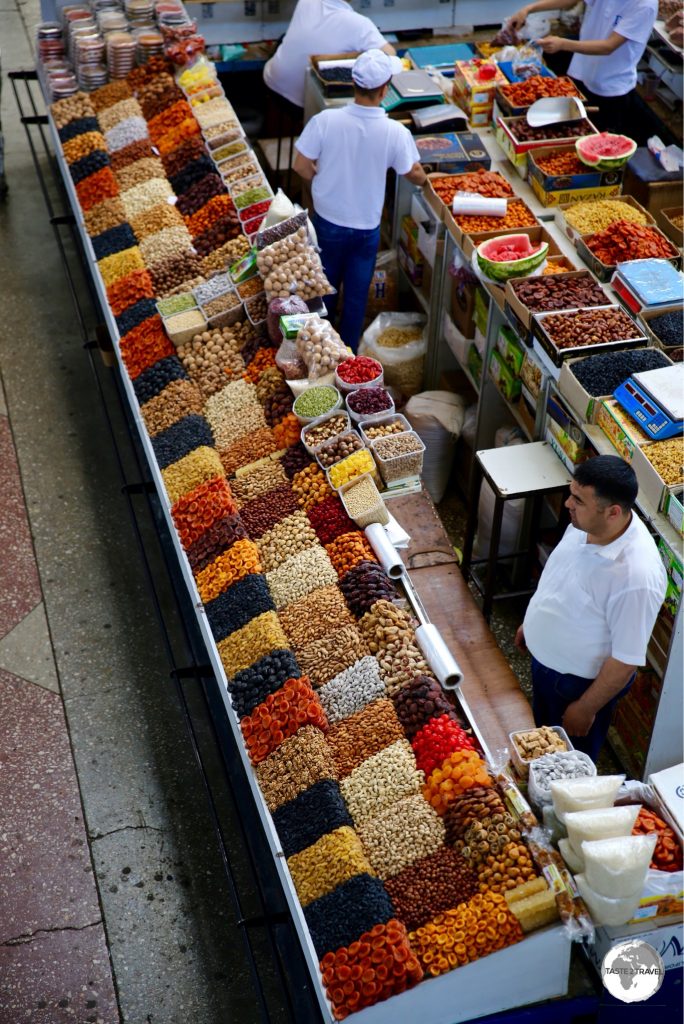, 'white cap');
352,48,403,89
